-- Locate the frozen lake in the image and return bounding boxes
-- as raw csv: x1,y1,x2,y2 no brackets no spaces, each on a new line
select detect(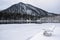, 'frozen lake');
0,23,60,40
